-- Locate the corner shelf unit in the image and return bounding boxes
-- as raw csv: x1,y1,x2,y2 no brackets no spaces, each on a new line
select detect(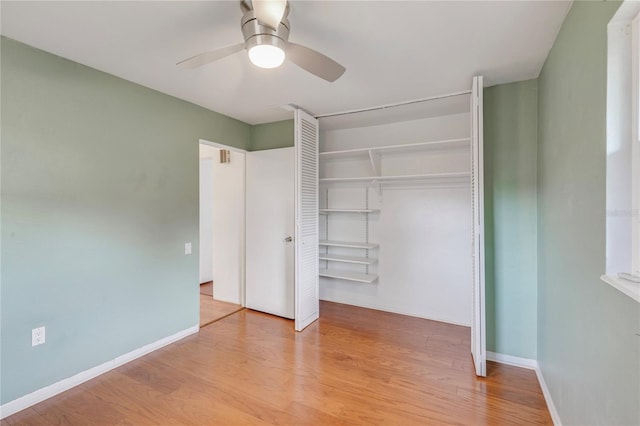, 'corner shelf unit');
319,136,472,285
318,208,379,283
